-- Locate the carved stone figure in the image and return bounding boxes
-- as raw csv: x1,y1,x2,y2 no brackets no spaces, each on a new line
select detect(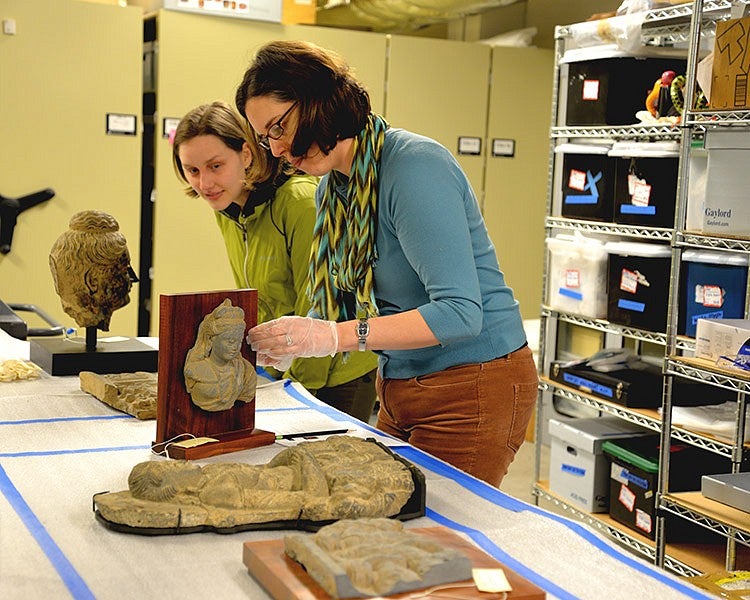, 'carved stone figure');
94,436,417,532
284,518,472,598
79,371,157,419
49,210,135,331
183,298,257,411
